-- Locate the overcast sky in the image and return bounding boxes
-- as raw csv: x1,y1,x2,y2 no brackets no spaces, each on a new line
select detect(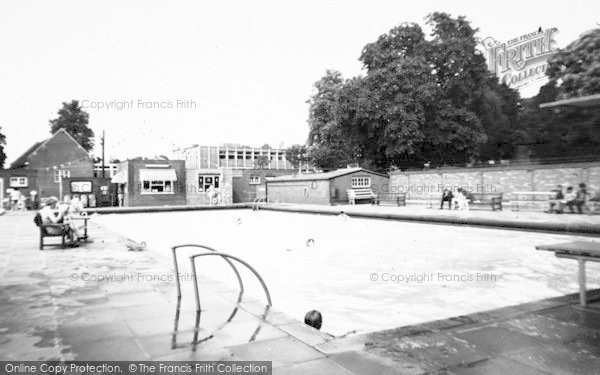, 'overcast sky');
0,0,597,164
